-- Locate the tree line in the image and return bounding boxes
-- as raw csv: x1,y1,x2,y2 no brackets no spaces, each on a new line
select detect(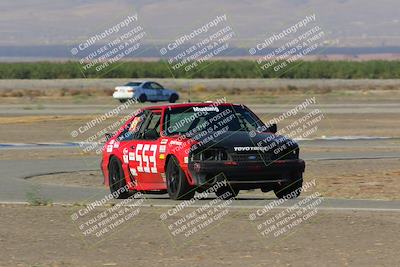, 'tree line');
0,60,398,79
